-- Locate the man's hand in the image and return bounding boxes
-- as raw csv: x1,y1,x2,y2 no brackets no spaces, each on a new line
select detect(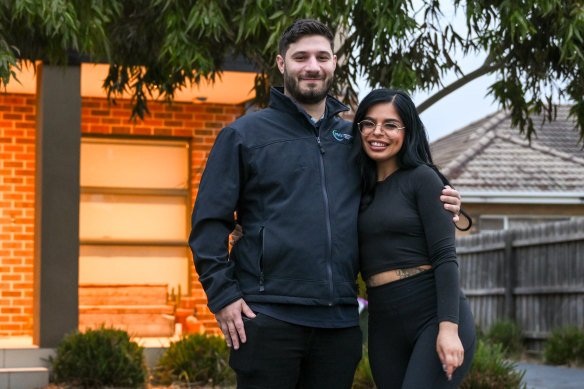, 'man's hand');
229,223,243,246
215,298,256,350
441,185,461,223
